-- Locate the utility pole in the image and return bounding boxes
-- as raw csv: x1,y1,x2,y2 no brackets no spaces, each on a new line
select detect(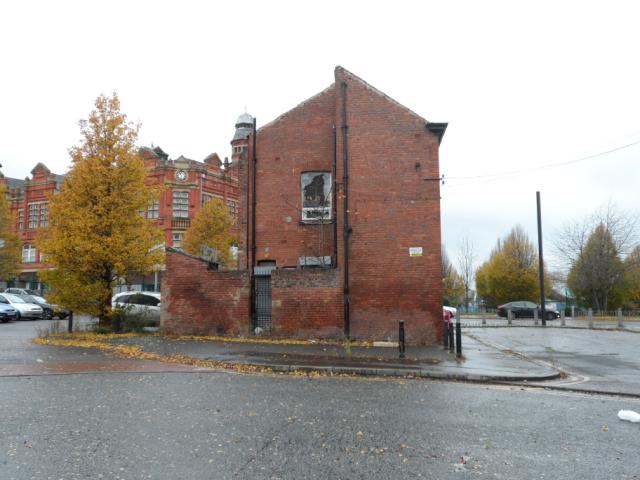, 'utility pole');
536,191,546,326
